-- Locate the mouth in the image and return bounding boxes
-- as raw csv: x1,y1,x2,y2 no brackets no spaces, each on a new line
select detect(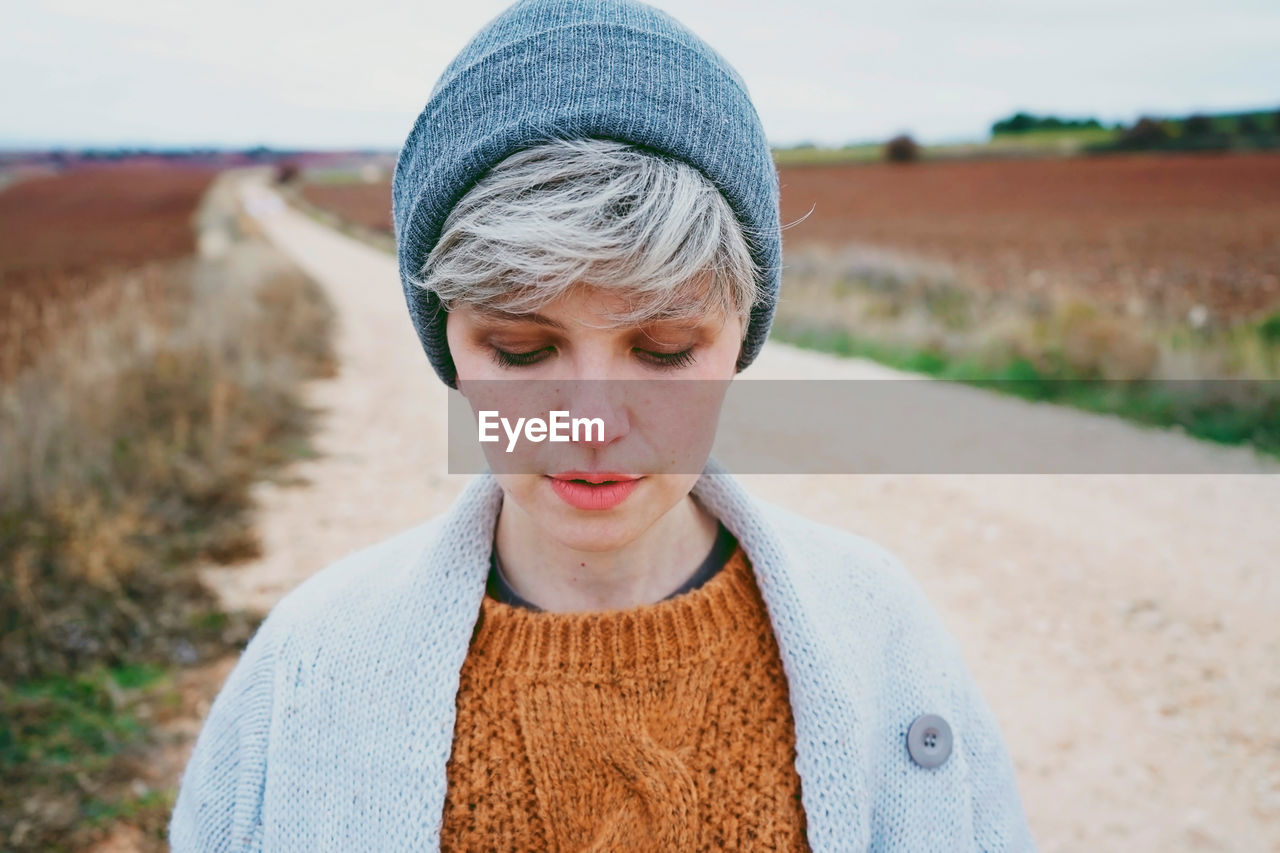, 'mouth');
549,471,642,485
546,472,643,510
